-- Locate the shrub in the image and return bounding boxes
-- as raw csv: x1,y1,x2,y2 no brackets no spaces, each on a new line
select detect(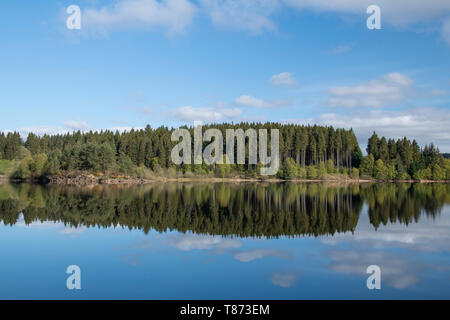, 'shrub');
360,154,375,176
298,167,307,179
326,159,335,173
307,166,318,179
318,162,327,178
118,154,134,174
351,168,359,179
432,164,446,180
281,158,298,179
374,159,389,180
